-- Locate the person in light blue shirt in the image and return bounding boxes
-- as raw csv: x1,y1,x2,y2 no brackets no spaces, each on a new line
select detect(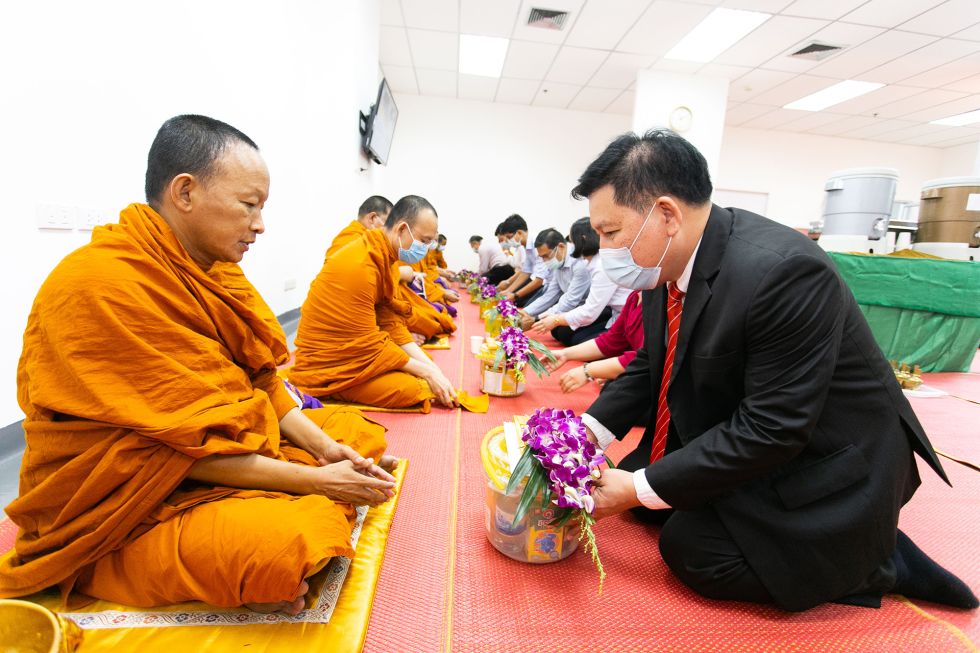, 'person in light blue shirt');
498,214,552,308
519,228,590,328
